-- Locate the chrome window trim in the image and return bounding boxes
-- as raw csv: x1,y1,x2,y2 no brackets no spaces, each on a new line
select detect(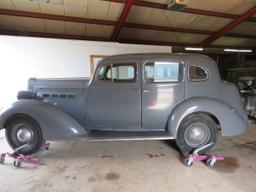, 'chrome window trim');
143,61,183,84
188,65,209,82
96,62,138,83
